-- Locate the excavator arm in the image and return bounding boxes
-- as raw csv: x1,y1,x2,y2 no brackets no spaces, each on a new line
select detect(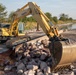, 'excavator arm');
29,2,59,38
10,2,58,39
